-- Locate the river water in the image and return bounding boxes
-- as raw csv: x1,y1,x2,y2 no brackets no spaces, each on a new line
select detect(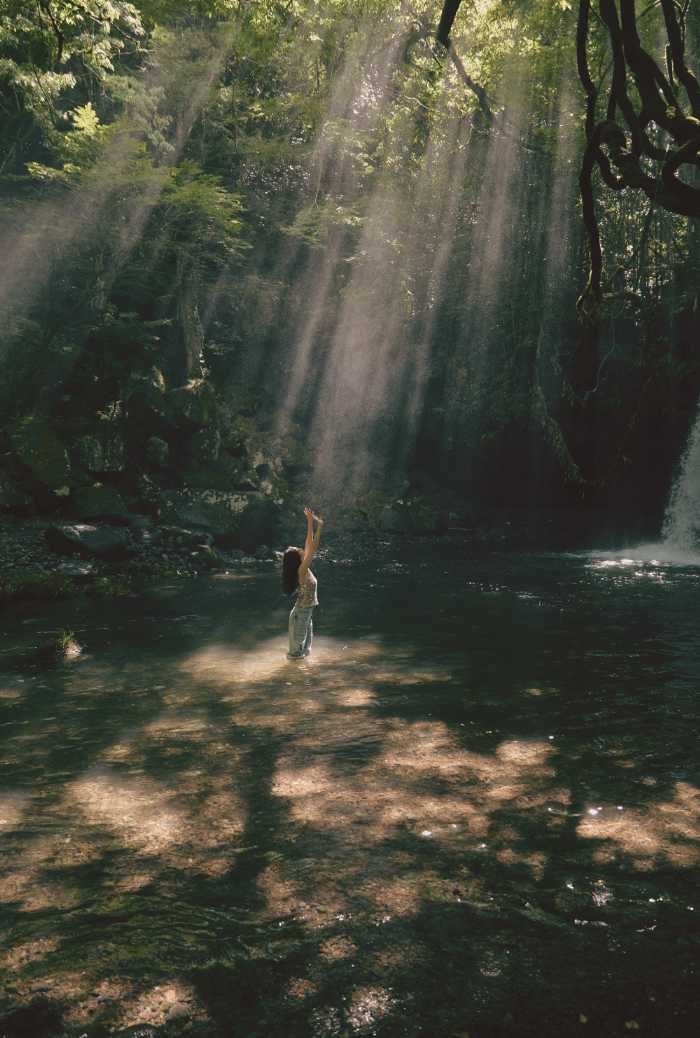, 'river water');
1,543,699,1037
